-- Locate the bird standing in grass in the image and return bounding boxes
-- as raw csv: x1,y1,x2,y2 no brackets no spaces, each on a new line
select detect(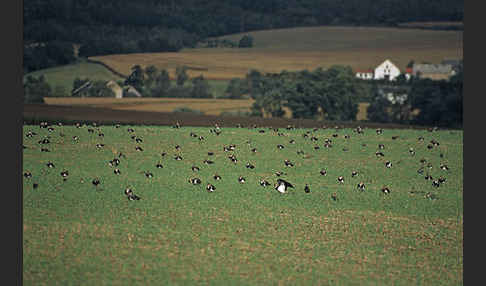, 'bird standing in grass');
125,188,140,201
275,179,294,194
304,184,310,193
206,184,216,192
